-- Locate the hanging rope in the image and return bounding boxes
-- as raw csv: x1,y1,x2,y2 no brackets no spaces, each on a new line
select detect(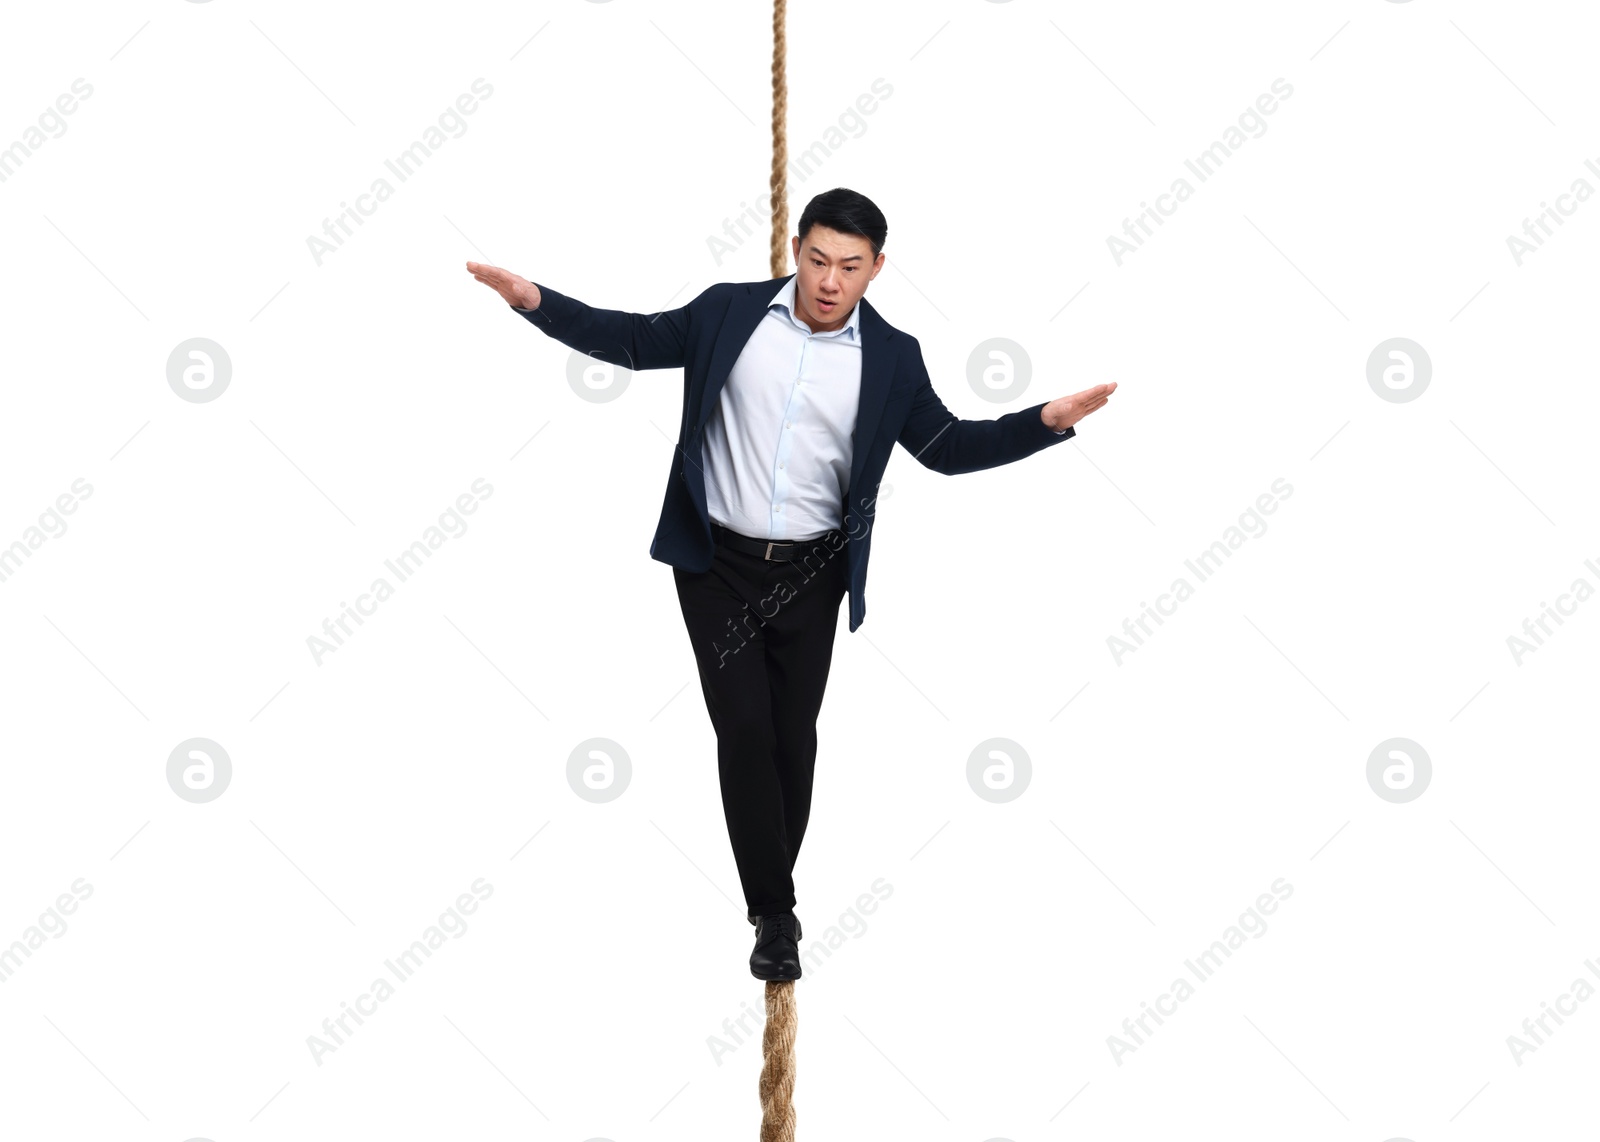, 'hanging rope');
760,5,797,1136
760,979,797,1140
768,0,788,279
